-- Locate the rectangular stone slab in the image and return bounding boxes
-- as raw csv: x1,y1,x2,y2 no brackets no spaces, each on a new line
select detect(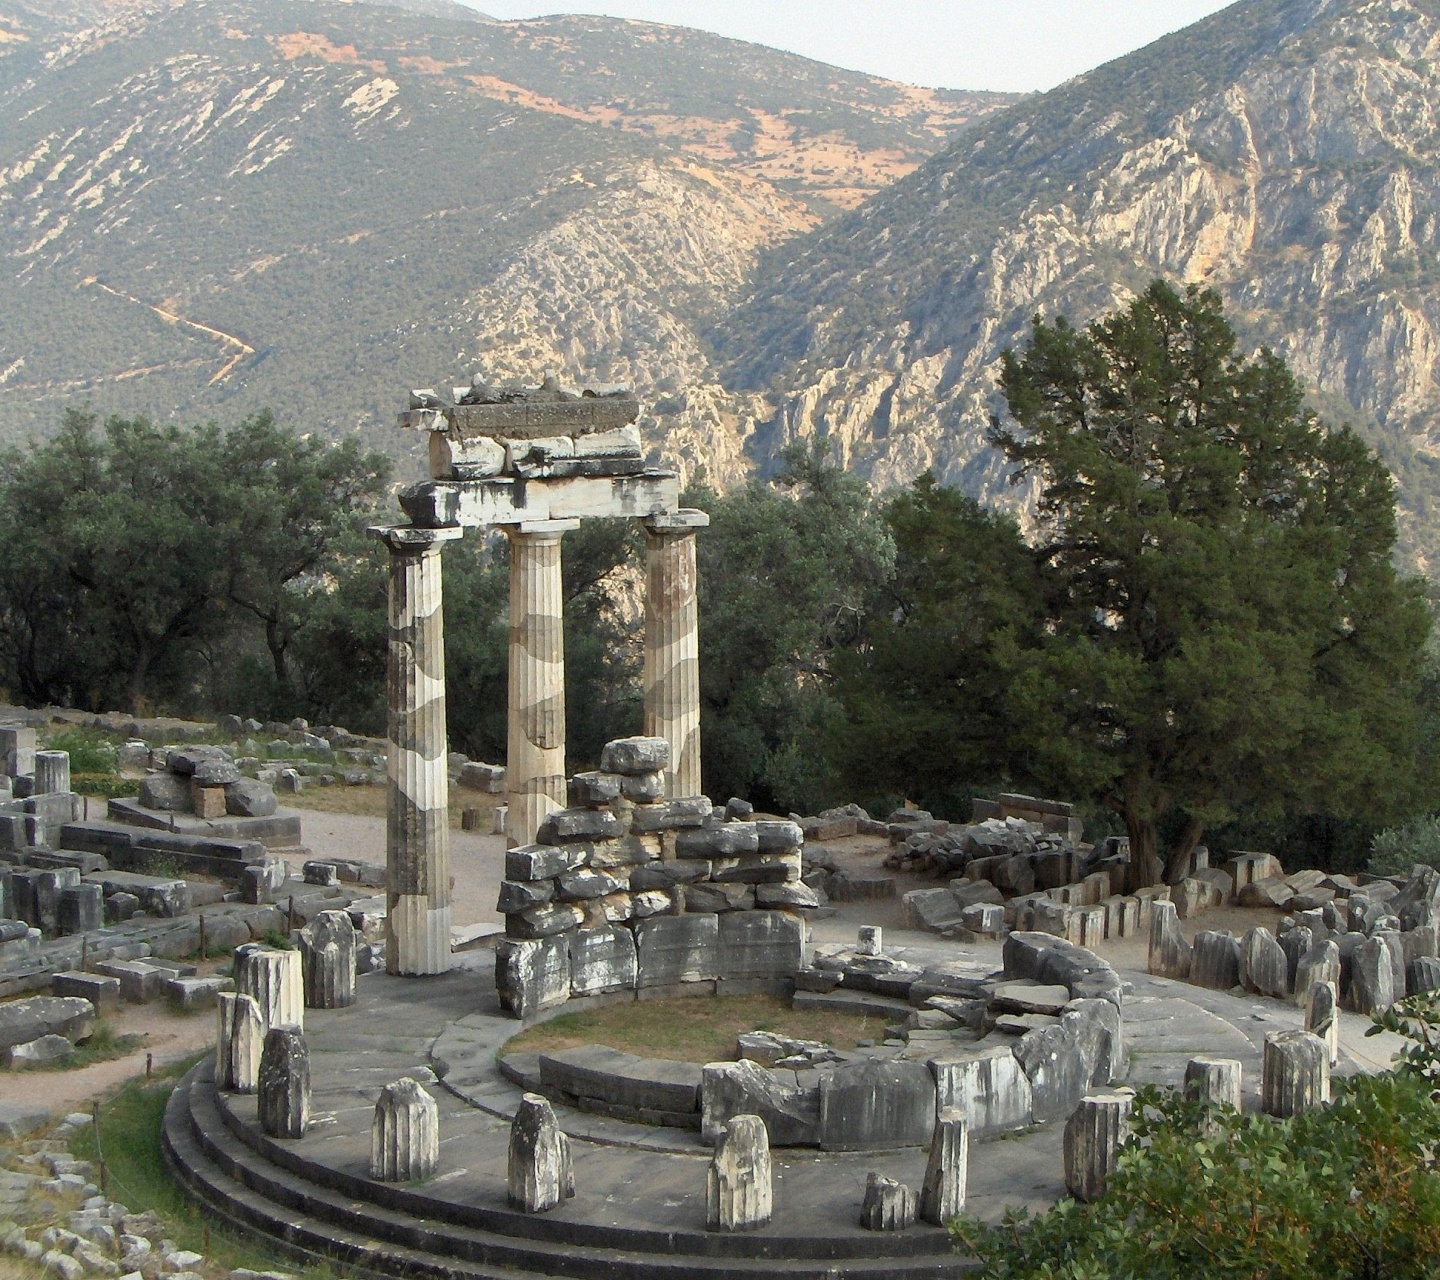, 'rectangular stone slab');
636,914,718,987
718,911,806,980
538,1044,702,1113
443,397,639,439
